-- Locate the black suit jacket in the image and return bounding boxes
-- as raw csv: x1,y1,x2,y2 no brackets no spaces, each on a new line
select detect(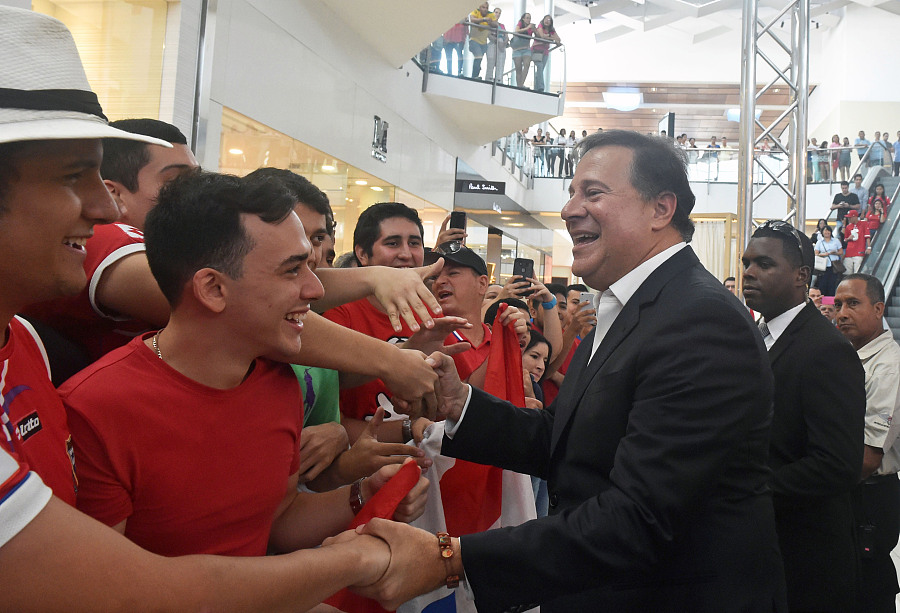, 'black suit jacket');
766,301,865,611
443,247,786,613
